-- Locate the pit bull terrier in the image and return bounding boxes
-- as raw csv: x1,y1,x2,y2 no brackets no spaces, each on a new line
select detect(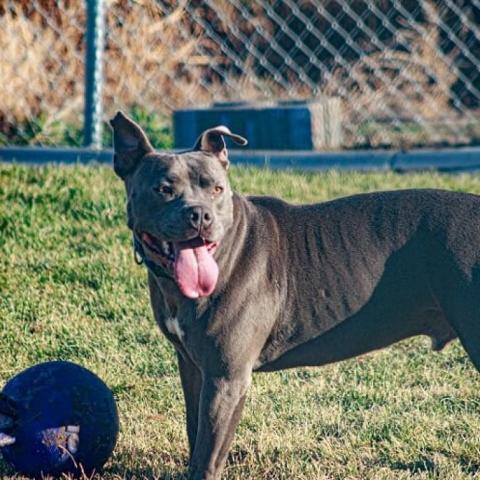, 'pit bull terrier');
110,112,480,480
